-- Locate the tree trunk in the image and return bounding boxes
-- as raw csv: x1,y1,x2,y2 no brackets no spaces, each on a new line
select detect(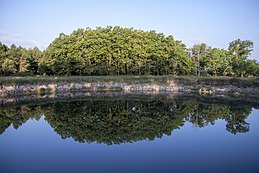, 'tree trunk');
124,64,127,75
197,54,200,76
